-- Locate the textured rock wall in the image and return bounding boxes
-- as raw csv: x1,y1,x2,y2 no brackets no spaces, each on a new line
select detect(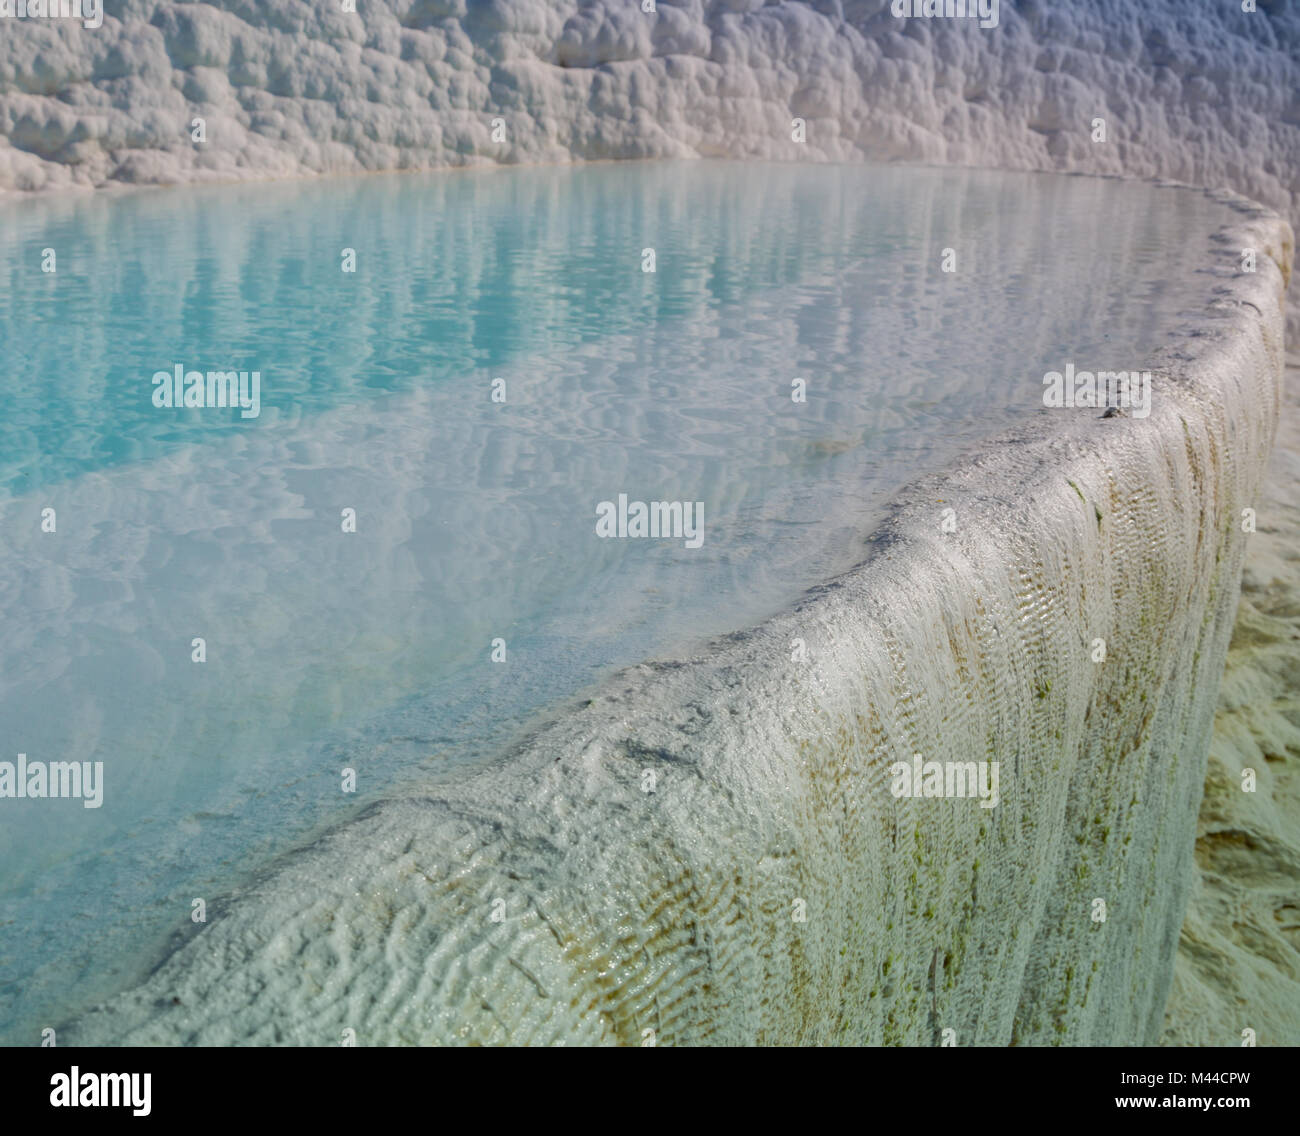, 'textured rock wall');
0,3,1294,200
